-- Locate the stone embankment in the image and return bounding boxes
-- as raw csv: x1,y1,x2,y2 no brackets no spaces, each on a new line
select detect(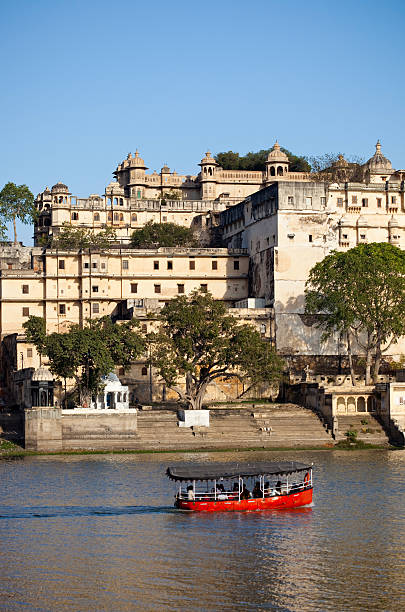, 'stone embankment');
335,414,389,445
